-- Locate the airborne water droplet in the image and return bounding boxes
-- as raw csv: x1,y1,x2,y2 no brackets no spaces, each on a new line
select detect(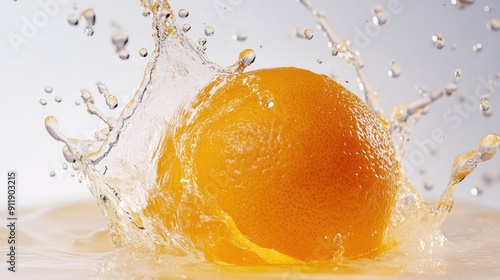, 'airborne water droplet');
451,0,475,9
232,31,247,41
67,13,79,25
316,59,323,64
471,185,483,196
480,98,490,111
424,178,434,190
54,96,62,103
388,60,402,78
139,48,148,57
303,28,314,40
487,18,500,31
82,9,96,36
204,26,215,37
39,99,47,106
484,5,492,12
50,171,56,177
432,33,445,49
472,43,483,52
44,86,53,94
372,4,387,26
182,24,191,33
62,163,68,170
178,9,189,18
